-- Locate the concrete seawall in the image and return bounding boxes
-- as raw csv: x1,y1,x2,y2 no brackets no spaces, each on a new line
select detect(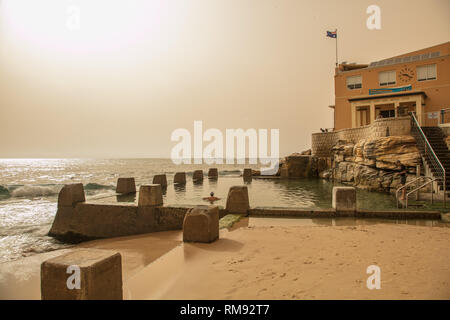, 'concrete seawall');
50,203,441,243
49,203,189,243
249,207,441,220
48,182,229,243
48,183,443,244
